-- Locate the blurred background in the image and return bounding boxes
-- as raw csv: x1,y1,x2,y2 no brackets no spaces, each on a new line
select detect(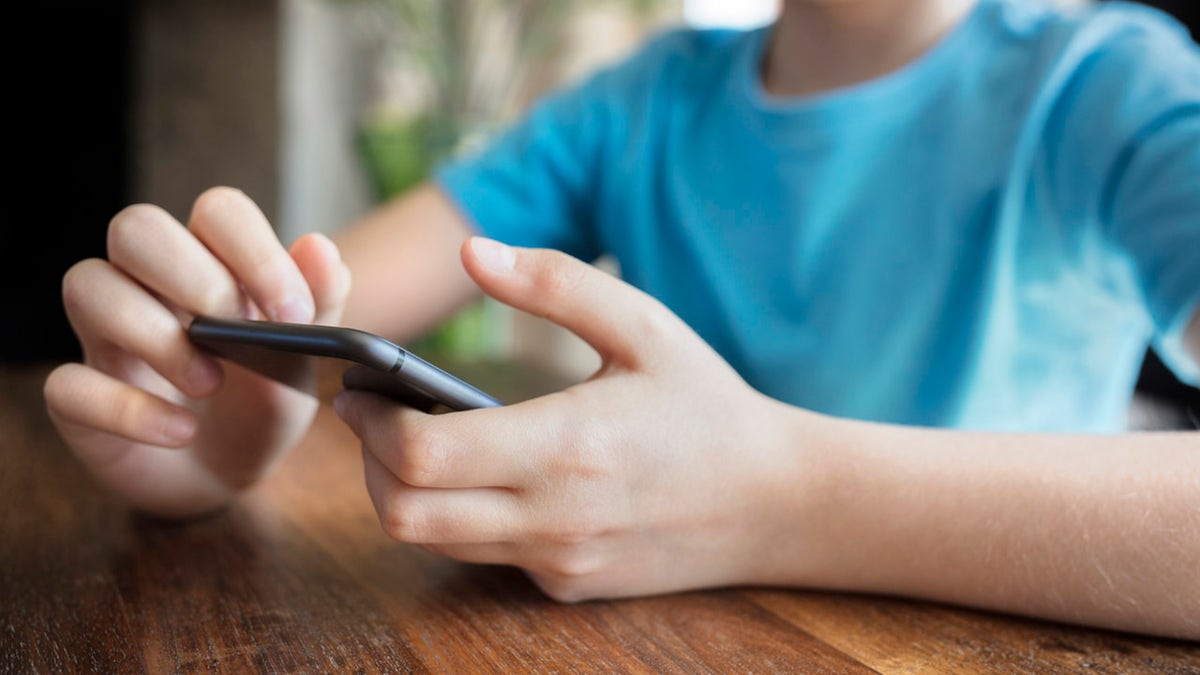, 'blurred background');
4,0,1196,427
